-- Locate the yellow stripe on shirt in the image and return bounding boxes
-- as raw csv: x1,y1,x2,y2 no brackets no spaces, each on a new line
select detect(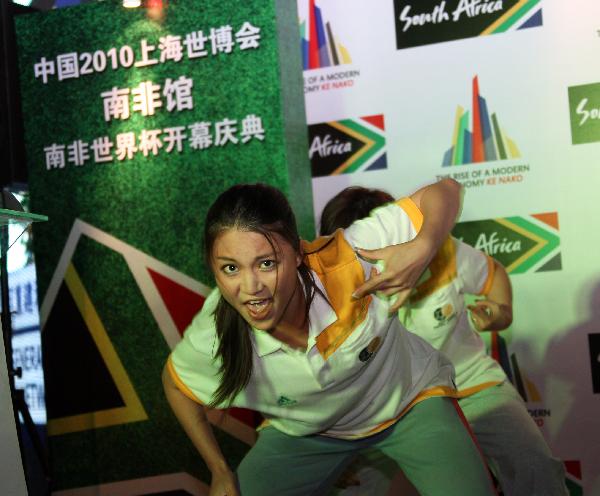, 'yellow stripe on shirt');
454,381,502,398
396,197,423,232
410,237,458,302
479,256,496,296
304,230,372,360
326,385,457,440
167,356,205,404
